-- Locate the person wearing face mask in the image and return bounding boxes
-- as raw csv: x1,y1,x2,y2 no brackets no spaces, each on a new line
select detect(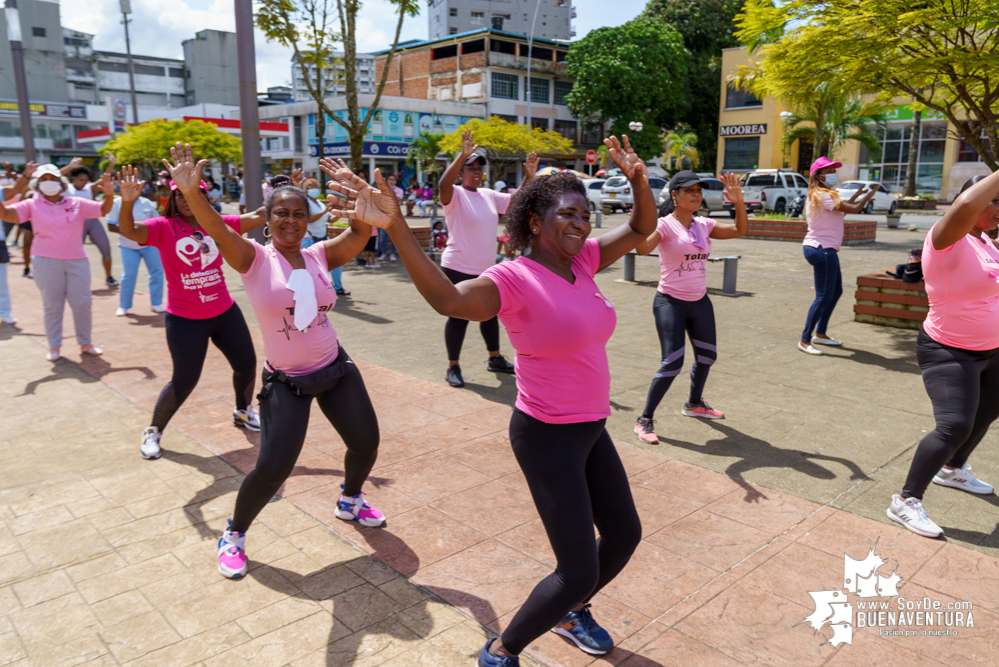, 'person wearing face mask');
302,178,350,296
64,157,119,287
798,157,878,355
632,171,748,443
887,173,999,539
164,145,385,580
0,164,114,360
116,166,268,460
437,129,539,387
